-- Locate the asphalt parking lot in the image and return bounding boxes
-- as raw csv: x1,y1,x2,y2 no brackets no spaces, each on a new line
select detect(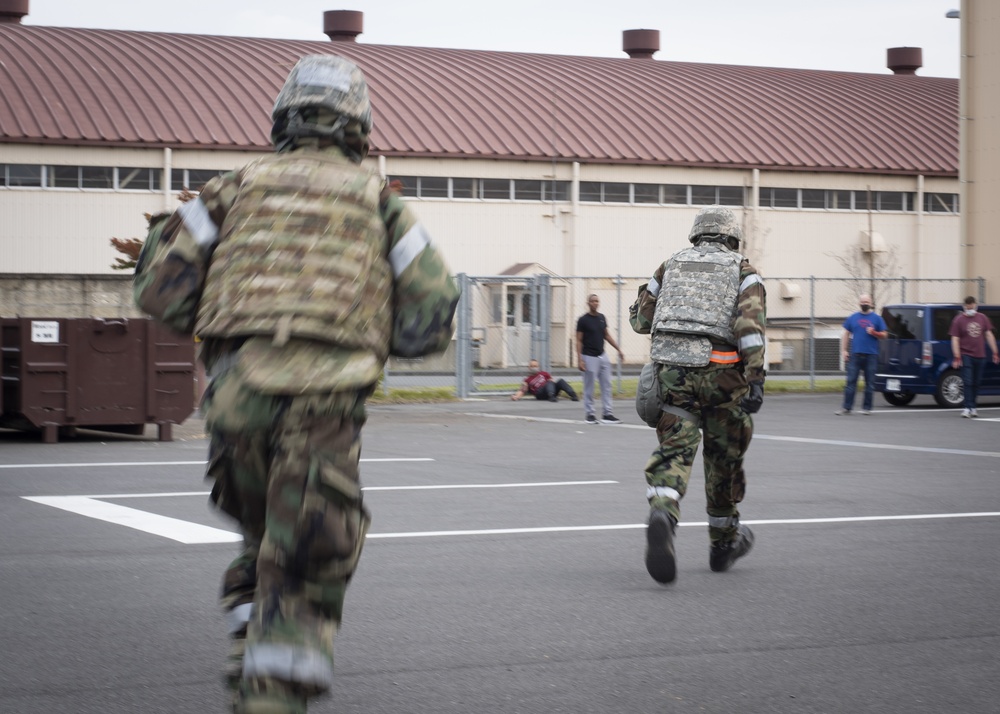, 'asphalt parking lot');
1,392,998,714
